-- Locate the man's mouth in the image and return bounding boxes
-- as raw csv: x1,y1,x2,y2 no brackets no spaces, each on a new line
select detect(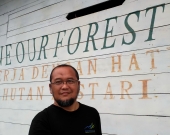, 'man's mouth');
61,92,70,96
